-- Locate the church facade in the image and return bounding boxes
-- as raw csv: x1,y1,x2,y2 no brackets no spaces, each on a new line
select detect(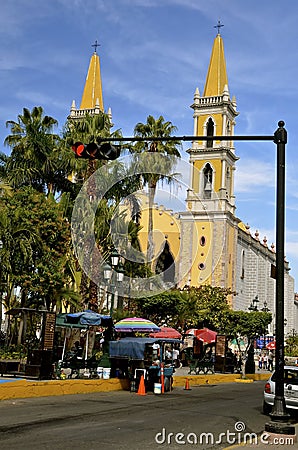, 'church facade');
71,34,298,334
